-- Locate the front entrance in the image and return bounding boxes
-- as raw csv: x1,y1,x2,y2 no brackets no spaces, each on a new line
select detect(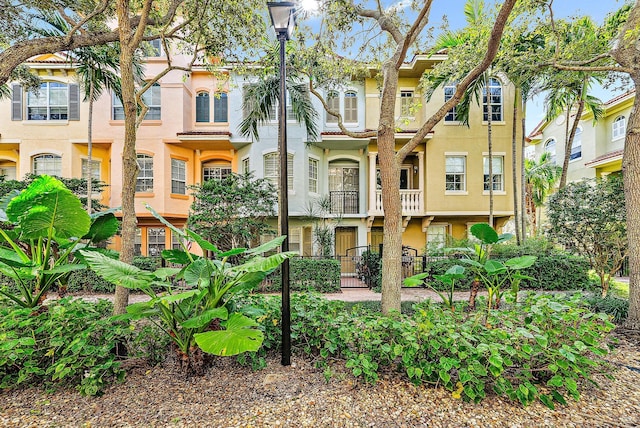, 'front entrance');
335,227,367,288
